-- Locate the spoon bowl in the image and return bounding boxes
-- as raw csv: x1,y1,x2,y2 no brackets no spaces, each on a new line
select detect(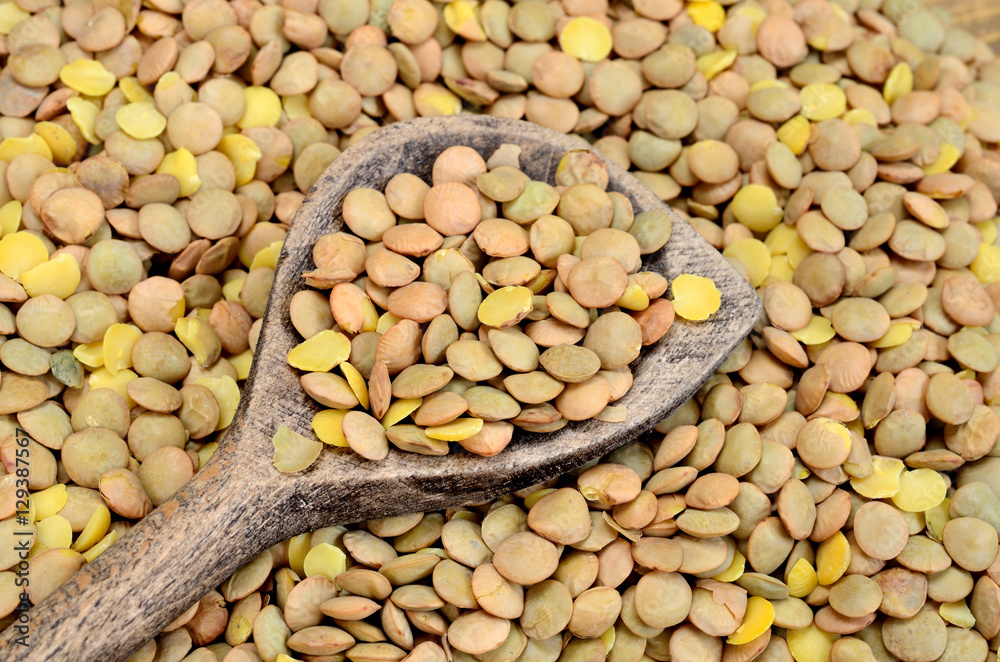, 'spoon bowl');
0,115,759,662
